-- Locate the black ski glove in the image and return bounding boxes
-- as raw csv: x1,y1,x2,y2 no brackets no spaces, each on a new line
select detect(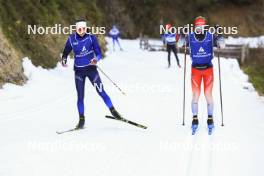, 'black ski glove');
215,24,223,37
61,57,67,67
